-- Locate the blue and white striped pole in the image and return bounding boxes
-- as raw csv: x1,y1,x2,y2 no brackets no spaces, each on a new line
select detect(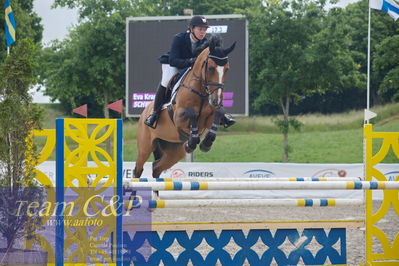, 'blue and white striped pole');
123,181,399,191
125,198,364,209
